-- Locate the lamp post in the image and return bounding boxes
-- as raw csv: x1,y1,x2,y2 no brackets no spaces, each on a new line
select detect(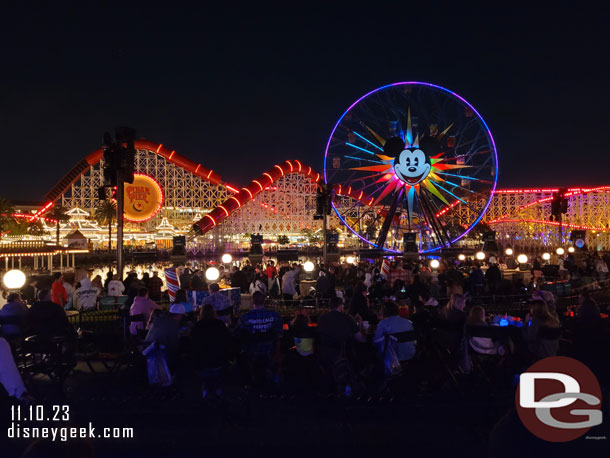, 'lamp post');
3,269,26,292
